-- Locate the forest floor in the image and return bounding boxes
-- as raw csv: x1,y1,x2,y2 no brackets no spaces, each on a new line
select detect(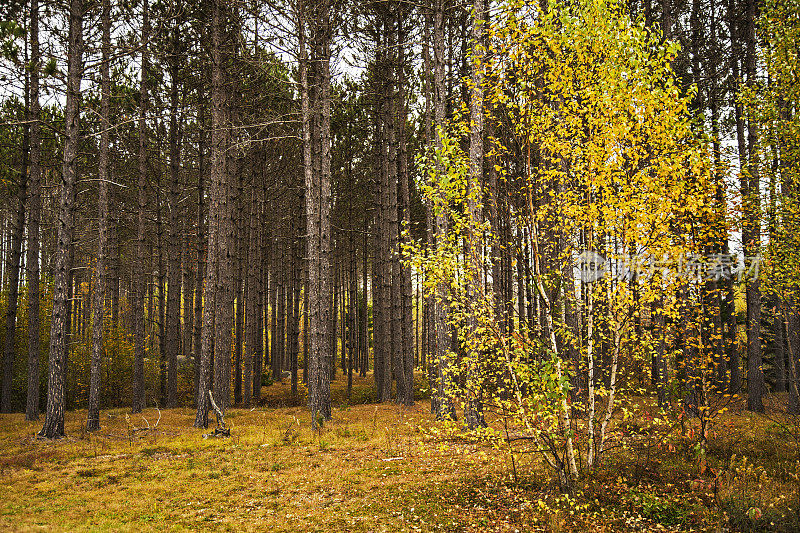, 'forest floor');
1,375,799,532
